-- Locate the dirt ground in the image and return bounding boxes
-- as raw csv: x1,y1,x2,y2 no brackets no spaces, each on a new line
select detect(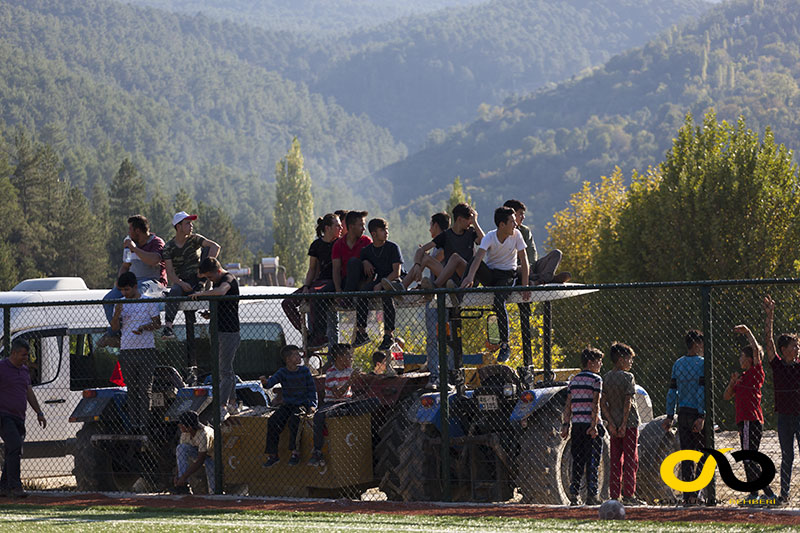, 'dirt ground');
8,492,800,526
